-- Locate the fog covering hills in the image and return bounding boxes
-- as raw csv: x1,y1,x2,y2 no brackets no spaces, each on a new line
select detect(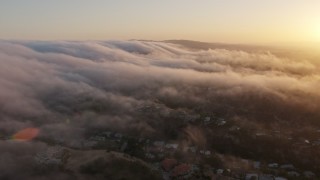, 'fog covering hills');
0,40,320,179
